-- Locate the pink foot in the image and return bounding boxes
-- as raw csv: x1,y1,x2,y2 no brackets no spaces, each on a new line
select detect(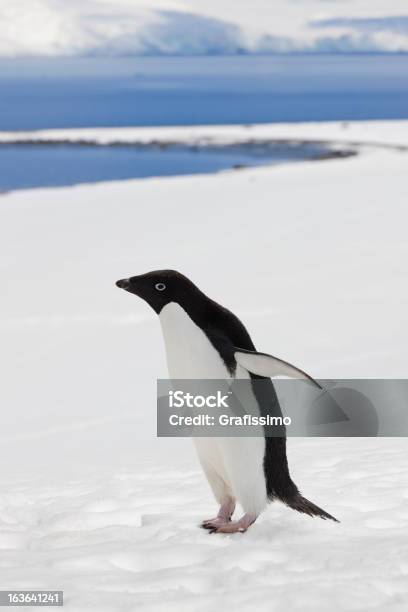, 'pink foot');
208,513,256,534
201,516,230,530
201,497,235,530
